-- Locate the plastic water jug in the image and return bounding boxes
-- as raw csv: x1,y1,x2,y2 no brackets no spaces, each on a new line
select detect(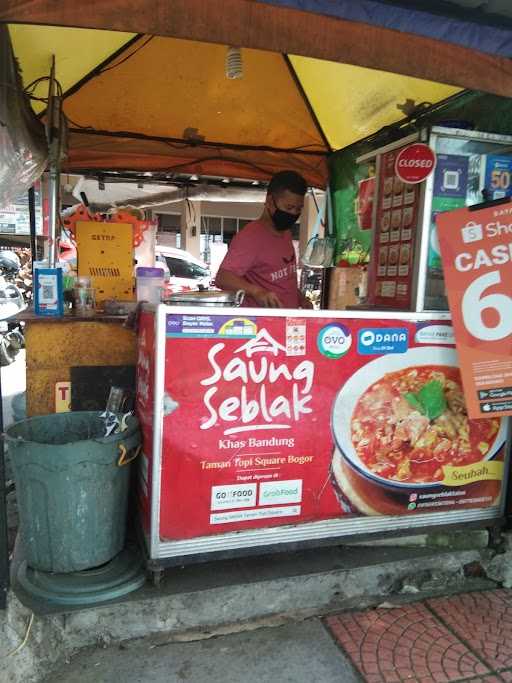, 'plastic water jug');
136,267,164,304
